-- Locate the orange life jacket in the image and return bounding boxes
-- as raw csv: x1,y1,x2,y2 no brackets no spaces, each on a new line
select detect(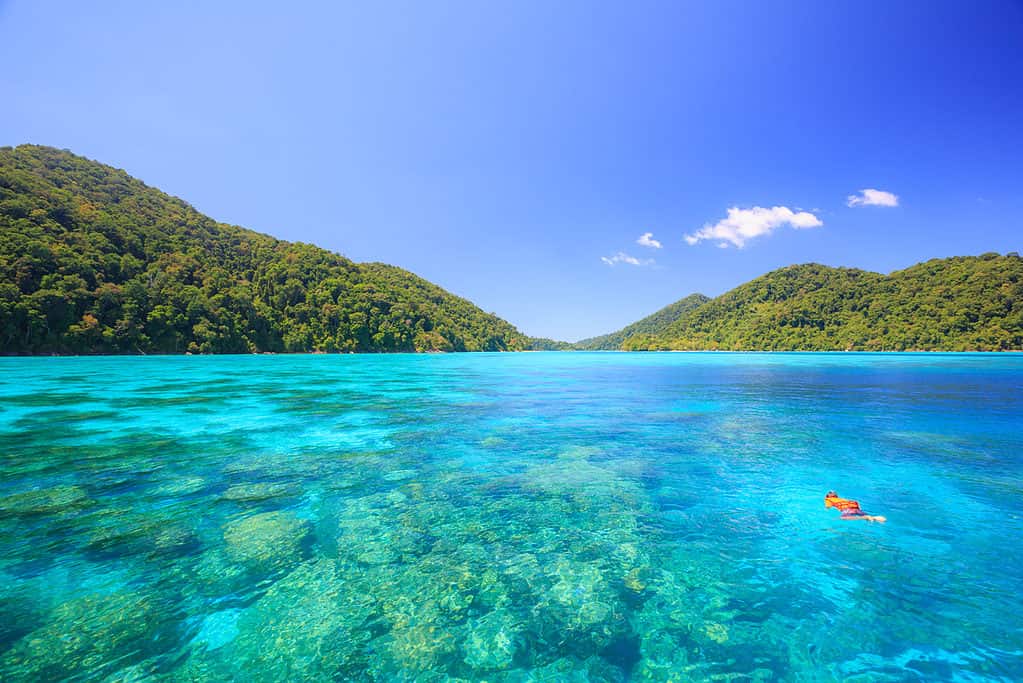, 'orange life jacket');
825,495,861,512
